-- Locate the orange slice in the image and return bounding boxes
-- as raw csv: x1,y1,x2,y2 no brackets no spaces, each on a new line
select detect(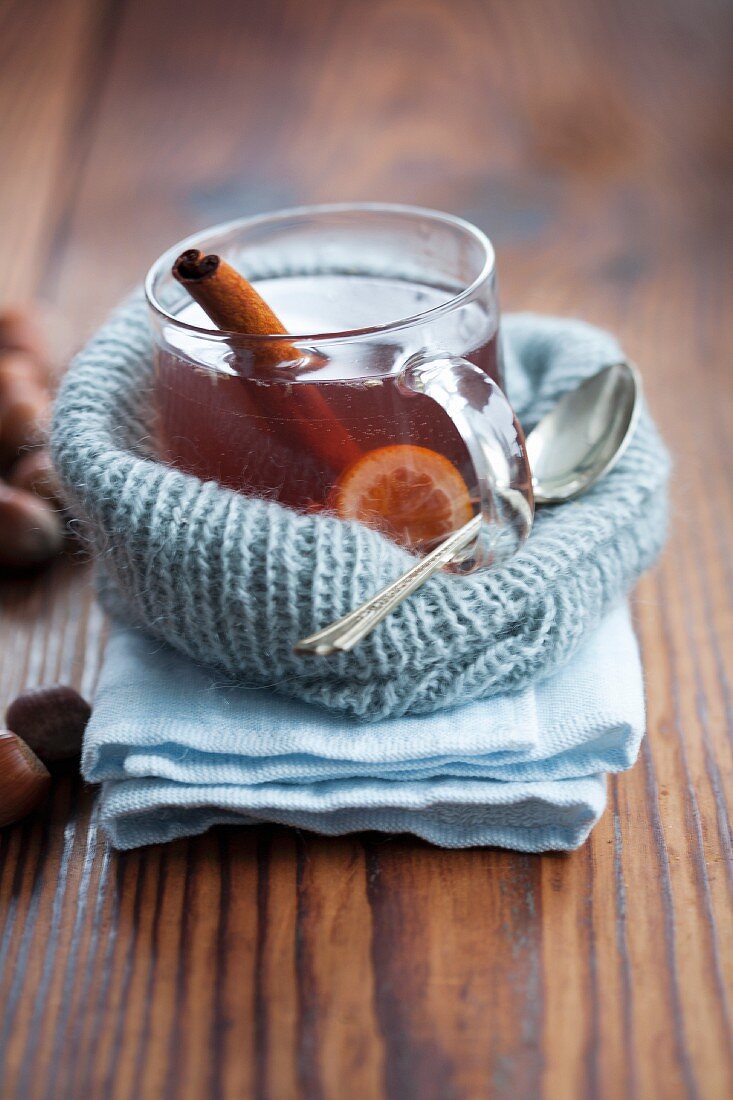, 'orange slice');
332,444,473,550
